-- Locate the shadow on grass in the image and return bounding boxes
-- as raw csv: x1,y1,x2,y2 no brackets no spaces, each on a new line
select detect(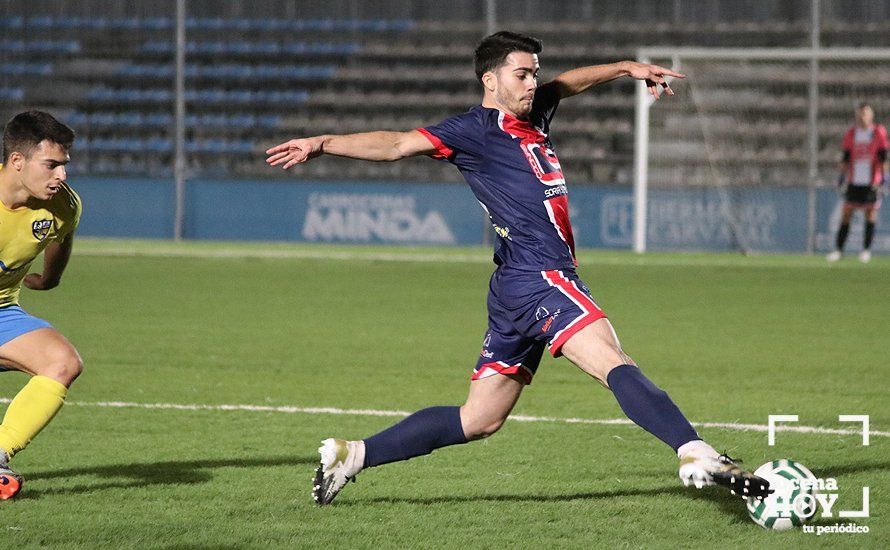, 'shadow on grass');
340,459,890,522
19,456,316,499
344,484,691,506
